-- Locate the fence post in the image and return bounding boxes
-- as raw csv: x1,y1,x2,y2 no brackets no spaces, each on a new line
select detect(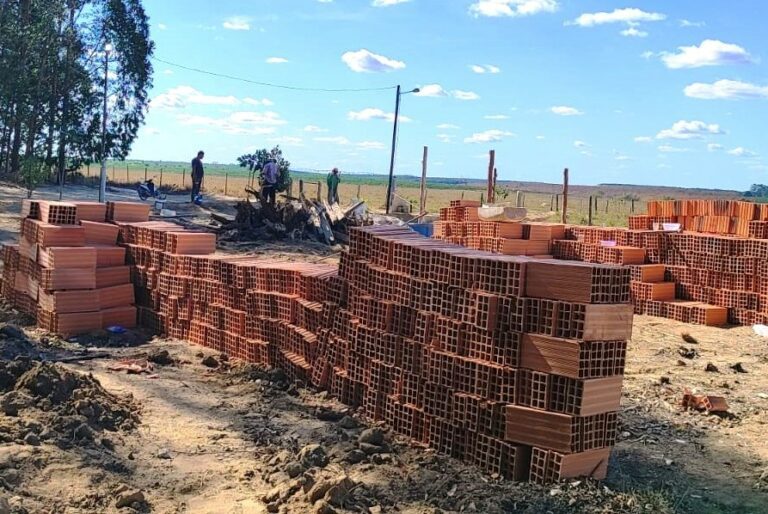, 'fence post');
182,168,186,188
631,198,635,214
126,164,129,183
144,165,147,181
605,199,609,213
550,195,554,211
316,181,322,202
225,173,228,195
561,168,569,224
588,195,593,226
86,164,90,178
555,194,559,212
356,184,362,199
160,167,163,188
